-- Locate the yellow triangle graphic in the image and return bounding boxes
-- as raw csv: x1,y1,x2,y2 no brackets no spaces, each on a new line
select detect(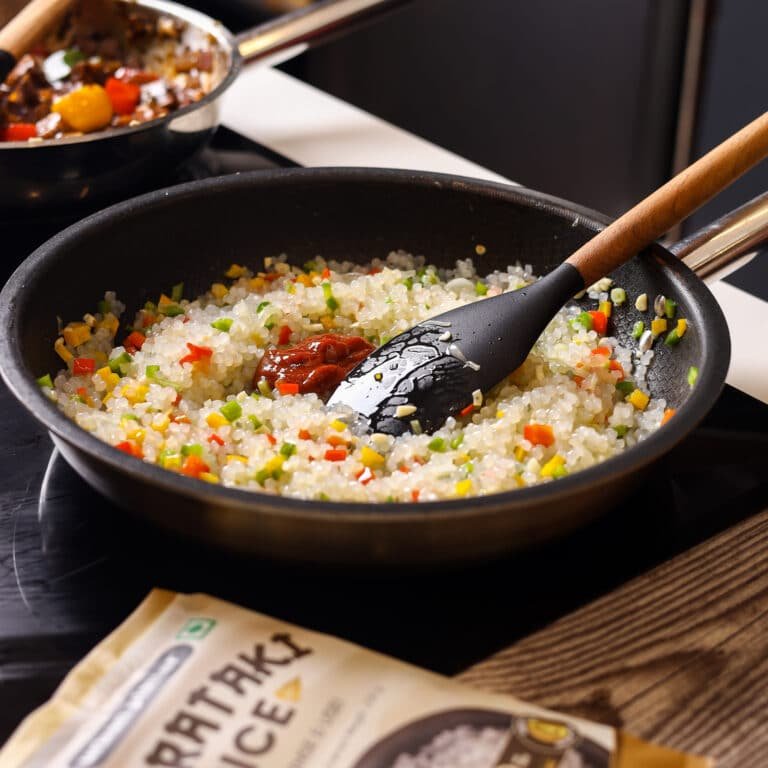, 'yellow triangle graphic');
275,677,302,702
